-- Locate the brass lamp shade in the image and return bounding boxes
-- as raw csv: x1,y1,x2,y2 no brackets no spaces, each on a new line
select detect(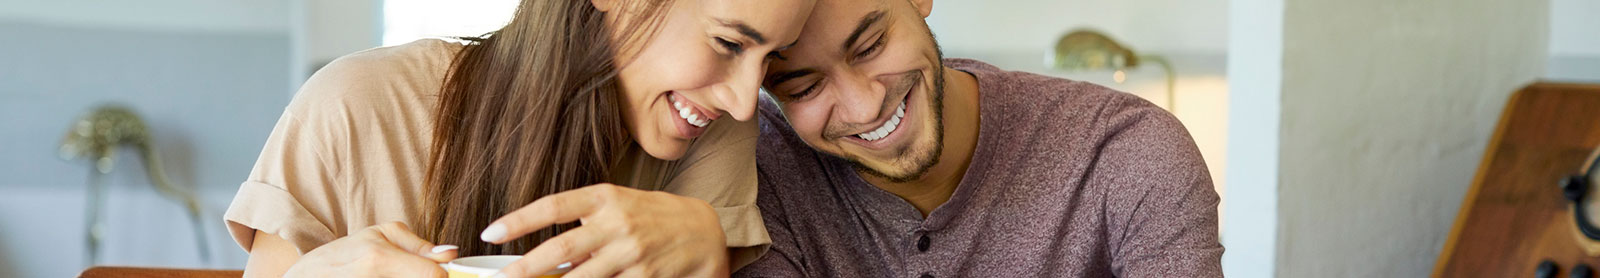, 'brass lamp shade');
1049,30,1141,71
1047,29,1176,111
